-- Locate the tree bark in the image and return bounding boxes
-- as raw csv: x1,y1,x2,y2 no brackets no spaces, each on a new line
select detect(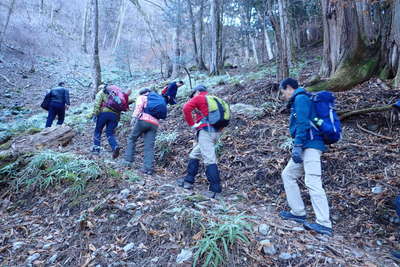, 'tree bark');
171,0,182,78
278,0,289,80
209,0,223,75
81,0,90,54
112,0,127,54
187,0,199,66
0,0,16,50
312,0,392,92
251,37,260,65
91,0,102,99
197,0,207,70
